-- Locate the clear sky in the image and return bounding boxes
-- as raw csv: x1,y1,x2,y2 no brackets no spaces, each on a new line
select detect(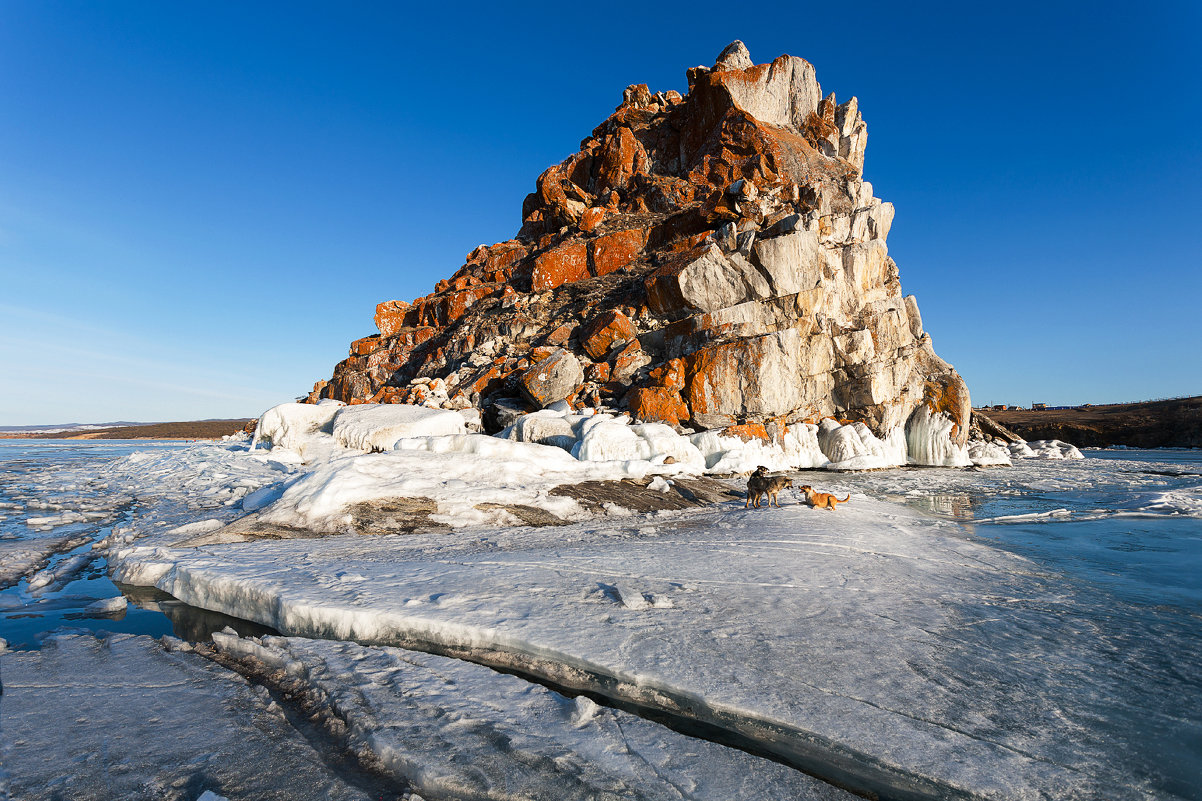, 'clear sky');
1,1,1199,424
